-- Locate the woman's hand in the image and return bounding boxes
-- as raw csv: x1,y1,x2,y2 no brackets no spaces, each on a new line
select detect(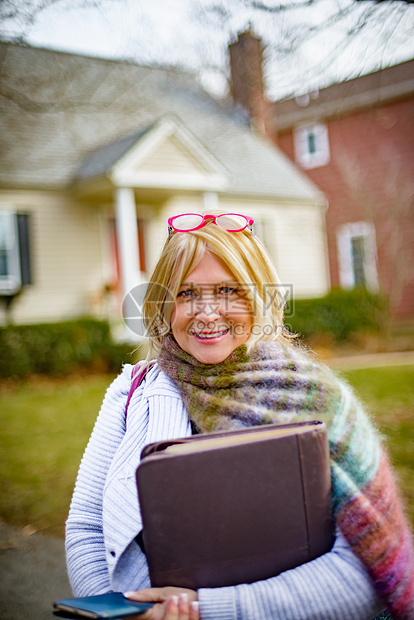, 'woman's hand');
124,587,199,620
